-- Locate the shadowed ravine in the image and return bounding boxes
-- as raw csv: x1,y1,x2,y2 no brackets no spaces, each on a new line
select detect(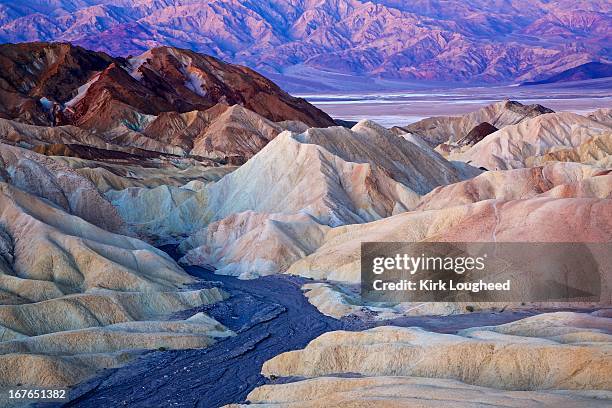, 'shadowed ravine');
49,248,546,408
